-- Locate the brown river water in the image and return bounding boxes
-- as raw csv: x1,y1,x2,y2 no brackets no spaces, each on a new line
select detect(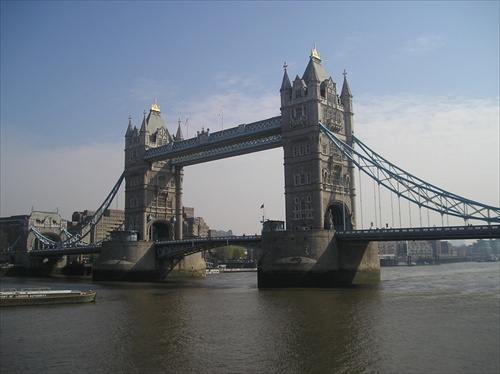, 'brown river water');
1,262,499,373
